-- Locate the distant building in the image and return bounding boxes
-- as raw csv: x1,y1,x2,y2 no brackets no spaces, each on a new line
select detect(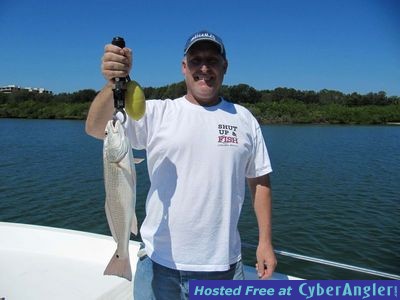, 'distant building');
0,85,52,94
0,85,21,93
